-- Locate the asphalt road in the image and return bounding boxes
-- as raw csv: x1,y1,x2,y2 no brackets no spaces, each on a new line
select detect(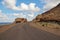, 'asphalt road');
0,23,60,40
